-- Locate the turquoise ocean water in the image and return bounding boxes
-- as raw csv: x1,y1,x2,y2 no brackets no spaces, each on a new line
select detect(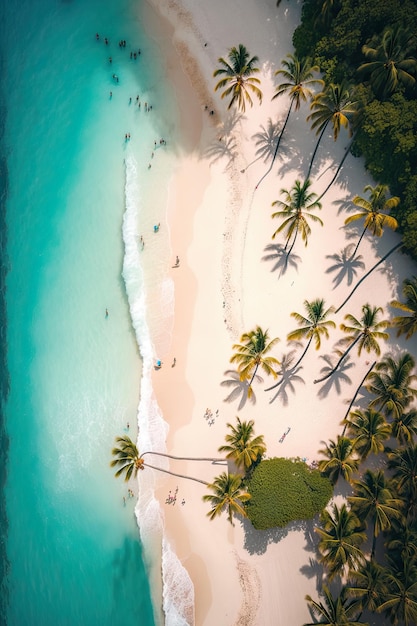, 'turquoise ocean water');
1,0,180,624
